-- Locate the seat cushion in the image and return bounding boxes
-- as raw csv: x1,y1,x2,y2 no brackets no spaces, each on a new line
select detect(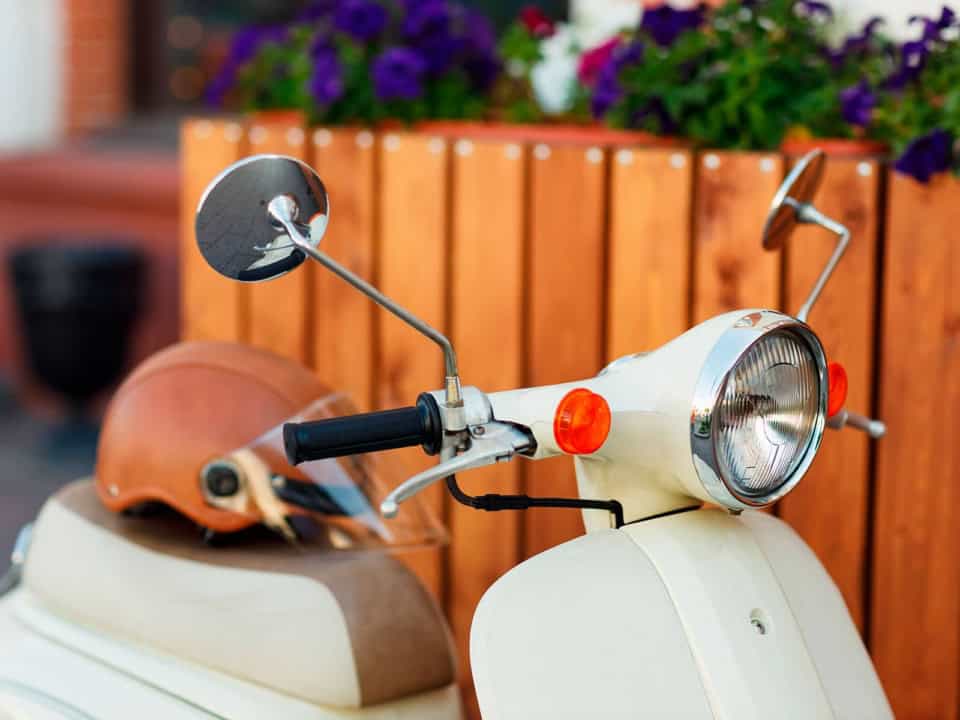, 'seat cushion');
22,481,455,709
